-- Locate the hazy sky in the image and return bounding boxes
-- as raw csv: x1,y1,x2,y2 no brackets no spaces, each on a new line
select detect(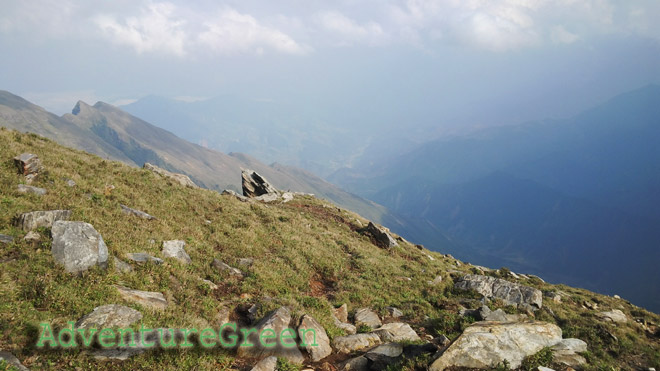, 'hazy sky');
1,0,659,129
